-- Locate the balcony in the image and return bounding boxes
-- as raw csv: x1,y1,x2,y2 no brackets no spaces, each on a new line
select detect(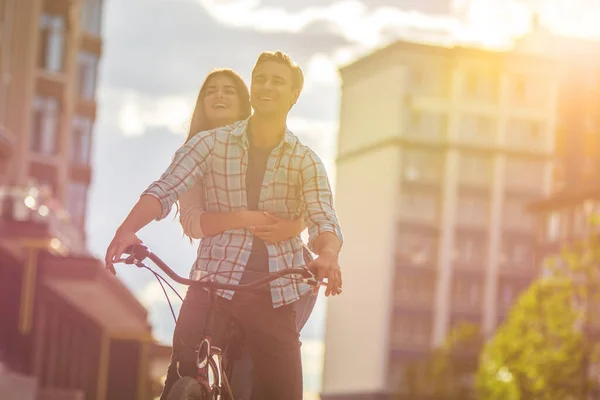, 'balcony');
69,163,92,185
75,99,97,120
43,0,71,15
81,32,103,55
36,70,67,100
0,184,86,255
